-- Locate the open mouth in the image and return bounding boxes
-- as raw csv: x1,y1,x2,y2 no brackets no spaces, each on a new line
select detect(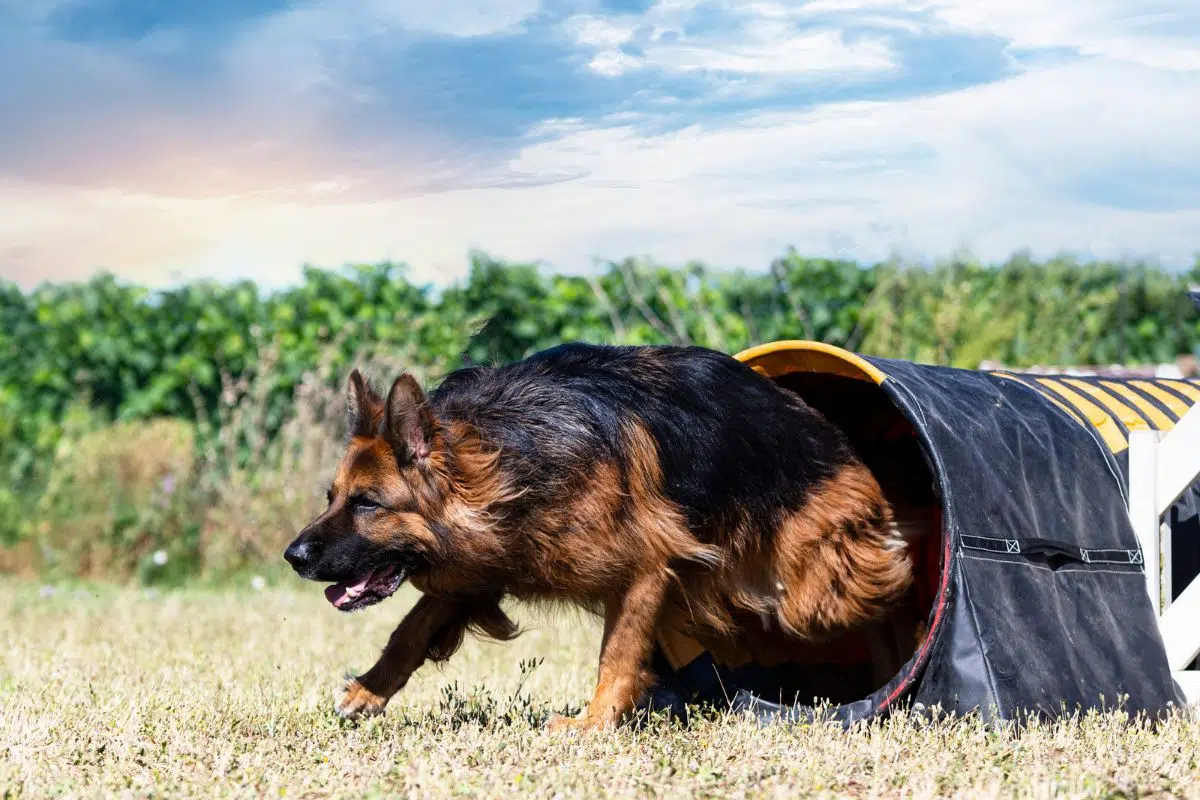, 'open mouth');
323,565,407,612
